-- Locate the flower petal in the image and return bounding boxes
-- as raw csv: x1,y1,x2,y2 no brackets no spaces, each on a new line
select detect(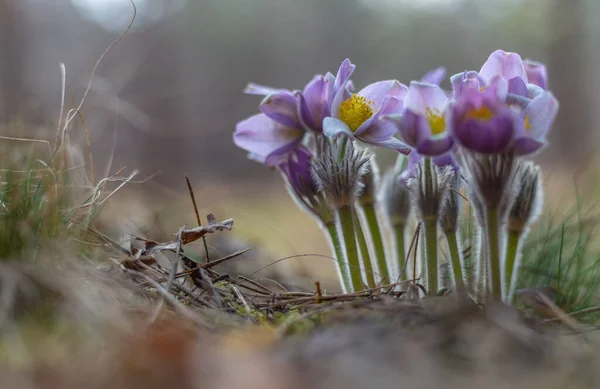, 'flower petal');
420,67,447,86
300,76,327,131
333,58,356,92
523,59,548,90
512,138,545,156
415,136,455,157
323,117,355,139
522,91,559,140
234,113,303,165
260,90,302,129
244,83,282,96
358,80,407,110
358,134,412,154
450,71,482,97
405,82,449,115
507,77,528,97
479,49,528,84
453,116,515,154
